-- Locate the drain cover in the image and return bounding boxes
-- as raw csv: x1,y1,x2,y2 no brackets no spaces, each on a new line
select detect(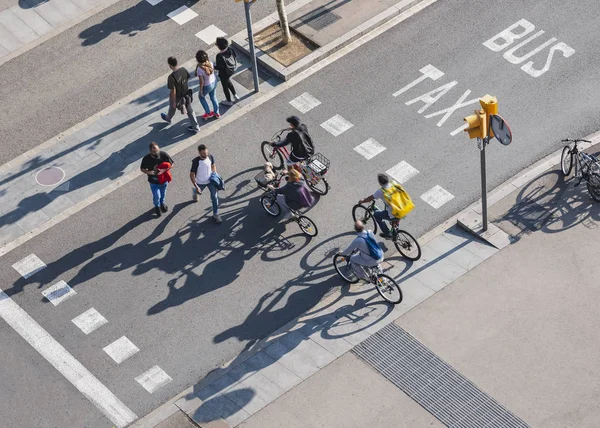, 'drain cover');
302,10,341,31
233,69,266,91
353,324,529,428
35,167,65,186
